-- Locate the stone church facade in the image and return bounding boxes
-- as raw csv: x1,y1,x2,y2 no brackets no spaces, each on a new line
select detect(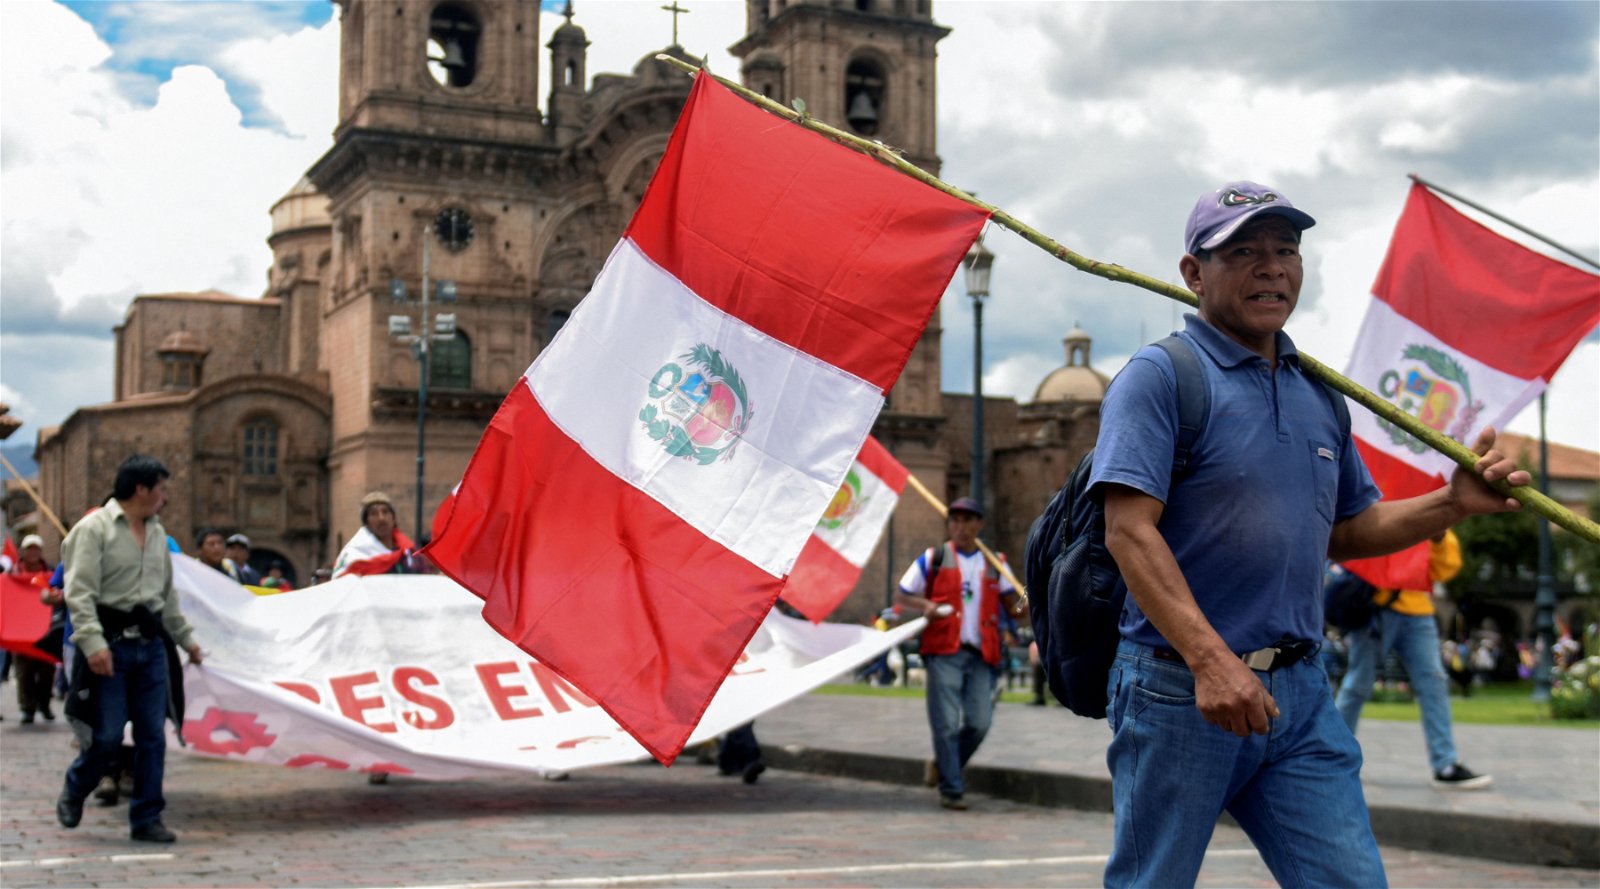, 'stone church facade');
35,0,1104,621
